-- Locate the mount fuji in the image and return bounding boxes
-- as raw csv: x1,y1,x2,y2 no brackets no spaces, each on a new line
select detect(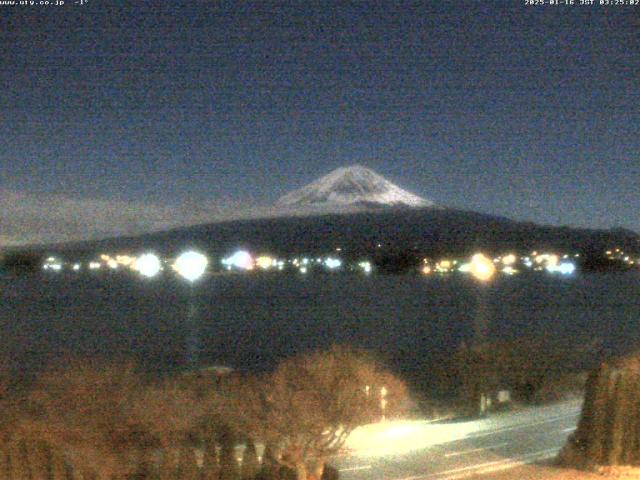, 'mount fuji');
275,165,435,213
19,166,639,264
